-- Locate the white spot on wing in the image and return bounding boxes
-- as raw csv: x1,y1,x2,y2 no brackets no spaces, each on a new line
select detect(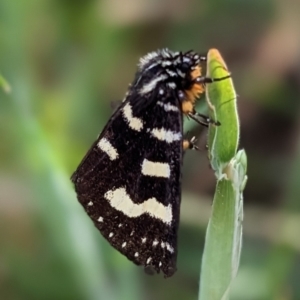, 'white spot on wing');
98,216,103,222
146,257,152,264
122,242,127,248
98,138,119,160
157,101,179,112
122,103,143,131
161,242,165,248
134,252,139,257
141,237,147,243
104,188,173,224
166,242,174,253
141,159,170,178
151,128,181,143
159,261,162,267
87,201,93,206
153,239,159,246
109,232,114,238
